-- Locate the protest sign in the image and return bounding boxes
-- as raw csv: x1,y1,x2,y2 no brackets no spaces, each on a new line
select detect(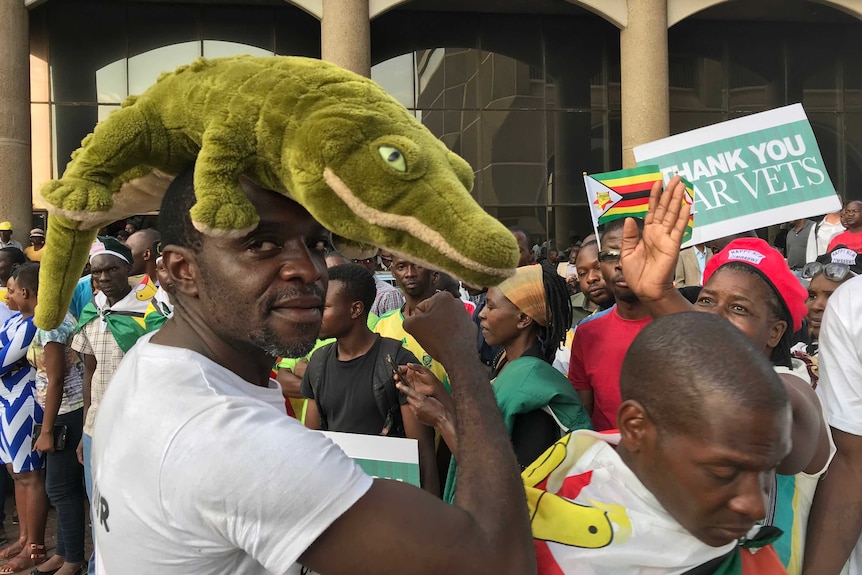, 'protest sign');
634,104,841,247
317,431,420,486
